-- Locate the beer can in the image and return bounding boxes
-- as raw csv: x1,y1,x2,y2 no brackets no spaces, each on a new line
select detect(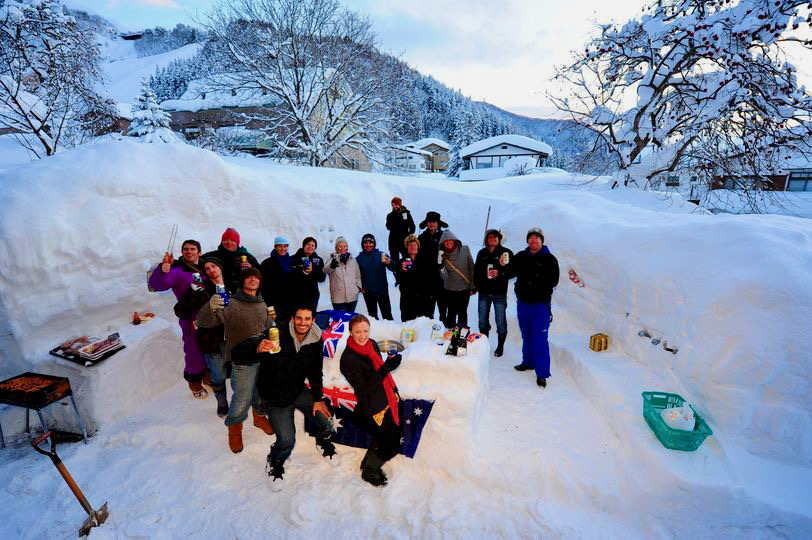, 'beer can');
381,252,387,263
241,255,247,263
268,327,281,353
267,306,276,320
404,257,412,270
388,347,398,357
215,283,229,306
192,272,202,284
400,328,415,344
303,258,311,269
487,264,494,278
